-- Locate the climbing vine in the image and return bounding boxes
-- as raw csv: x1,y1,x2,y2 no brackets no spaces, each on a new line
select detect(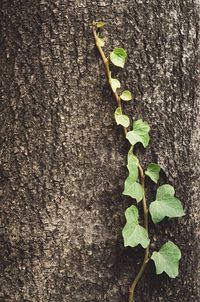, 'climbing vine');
92,22,185,302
